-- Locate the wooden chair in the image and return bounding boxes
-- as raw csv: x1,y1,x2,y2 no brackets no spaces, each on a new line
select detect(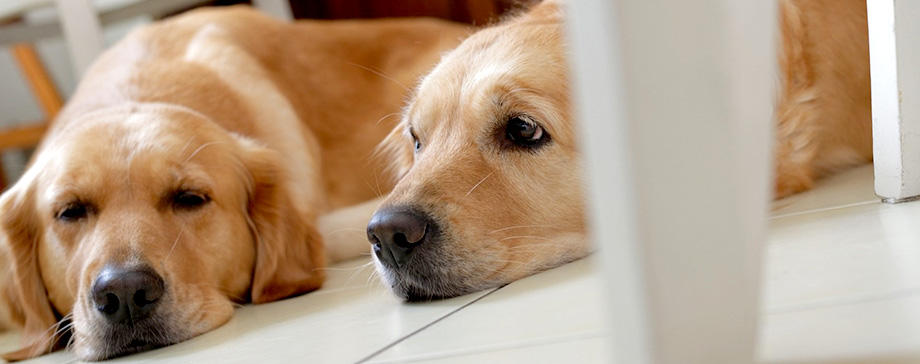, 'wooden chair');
0,0,293,190
0,43,61,188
